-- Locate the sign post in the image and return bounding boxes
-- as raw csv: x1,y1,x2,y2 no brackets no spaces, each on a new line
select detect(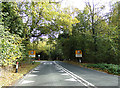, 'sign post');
38,55,40,60
29,50,36,64
75,50,82,62
29,50,36,58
